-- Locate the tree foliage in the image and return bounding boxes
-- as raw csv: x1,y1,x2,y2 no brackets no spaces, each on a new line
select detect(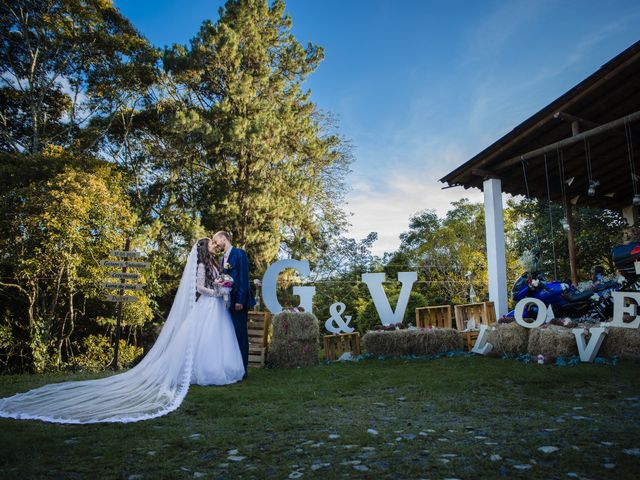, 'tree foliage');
507,197,626,281
0,148,144,372
0,0,352,372
0,0,158,154
156,0,350,268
